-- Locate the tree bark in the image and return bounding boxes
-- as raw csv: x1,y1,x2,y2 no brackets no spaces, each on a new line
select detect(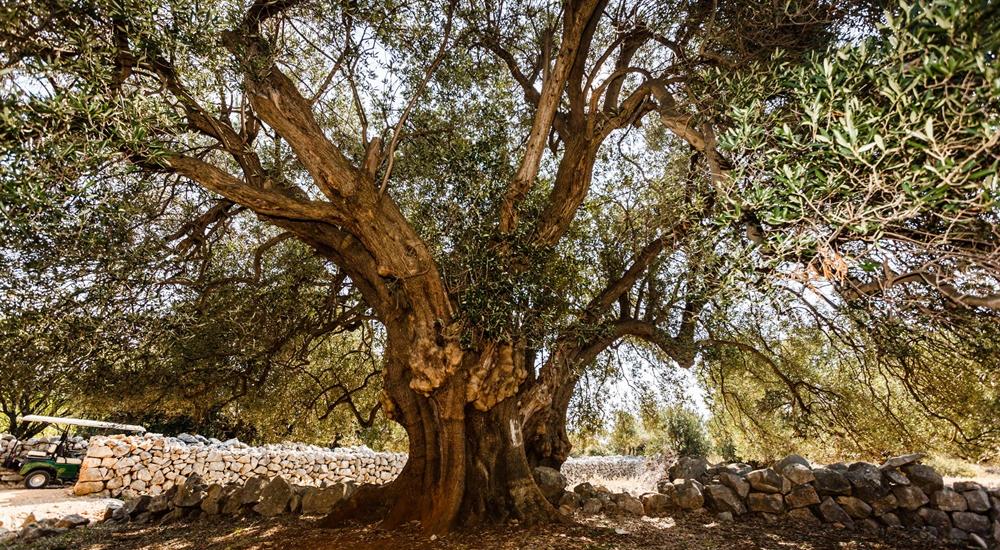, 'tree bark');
322,337,558,534
523,383,574,469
